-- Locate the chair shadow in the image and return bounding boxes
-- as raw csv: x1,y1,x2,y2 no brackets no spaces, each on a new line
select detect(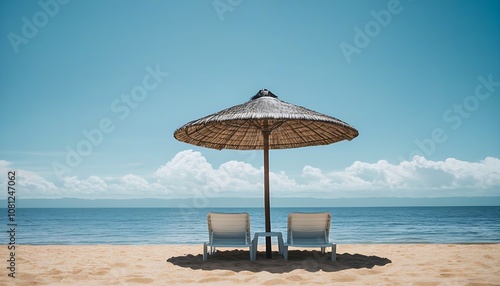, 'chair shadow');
167,250,391,273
